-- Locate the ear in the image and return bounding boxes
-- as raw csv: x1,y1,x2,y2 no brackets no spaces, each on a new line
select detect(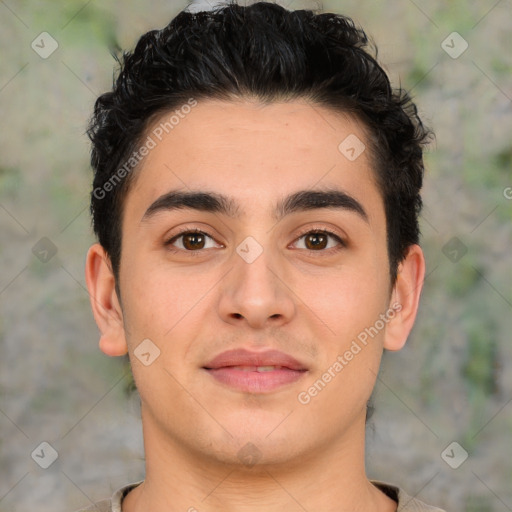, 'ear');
384,244,426,351
85,243,128,356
